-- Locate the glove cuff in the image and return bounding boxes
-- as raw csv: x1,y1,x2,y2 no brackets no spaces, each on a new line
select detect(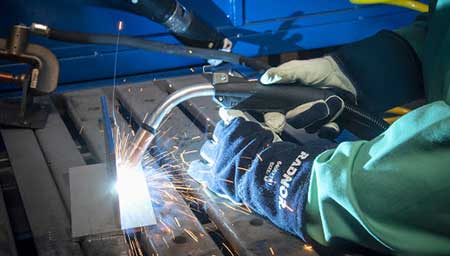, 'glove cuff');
236,141,336,240
330,30,424,113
